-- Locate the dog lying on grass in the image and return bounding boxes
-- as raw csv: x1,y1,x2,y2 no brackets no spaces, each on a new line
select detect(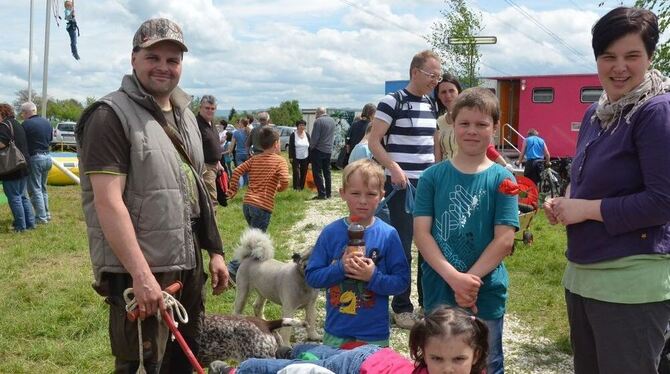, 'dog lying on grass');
232,228,321,345
198,314,306,366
